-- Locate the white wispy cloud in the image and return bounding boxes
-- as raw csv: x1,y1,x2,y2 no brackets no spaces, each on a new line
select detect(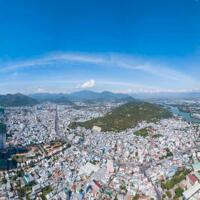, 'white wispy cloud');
0,52,199,88
0,53,106,73
97,80,200,93
0,59,52,72
80,79,96,89
110,56,197,83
